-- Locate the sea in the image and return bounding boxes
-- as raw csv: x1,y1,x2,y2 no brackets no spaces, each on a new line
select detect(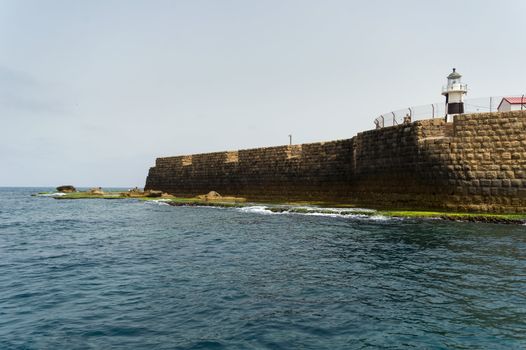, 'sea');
1,187,525,349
